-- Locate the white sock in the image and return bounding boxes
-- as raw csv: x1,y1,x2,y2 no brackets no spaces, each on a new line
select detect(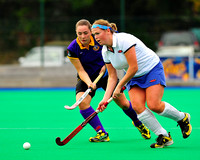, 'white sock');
158,102,185,122
138,108,168,136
